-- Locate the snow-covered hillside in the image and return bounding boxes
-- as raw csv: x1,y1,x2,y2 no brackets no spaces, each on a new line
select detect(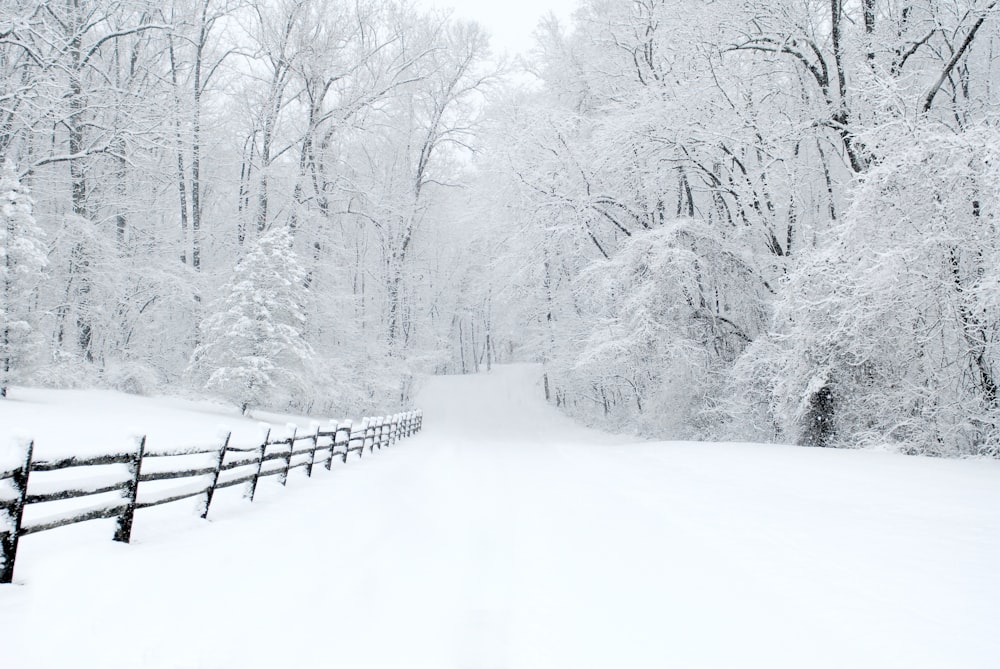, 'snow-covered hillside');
2,365,998,668
0,386,327,467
